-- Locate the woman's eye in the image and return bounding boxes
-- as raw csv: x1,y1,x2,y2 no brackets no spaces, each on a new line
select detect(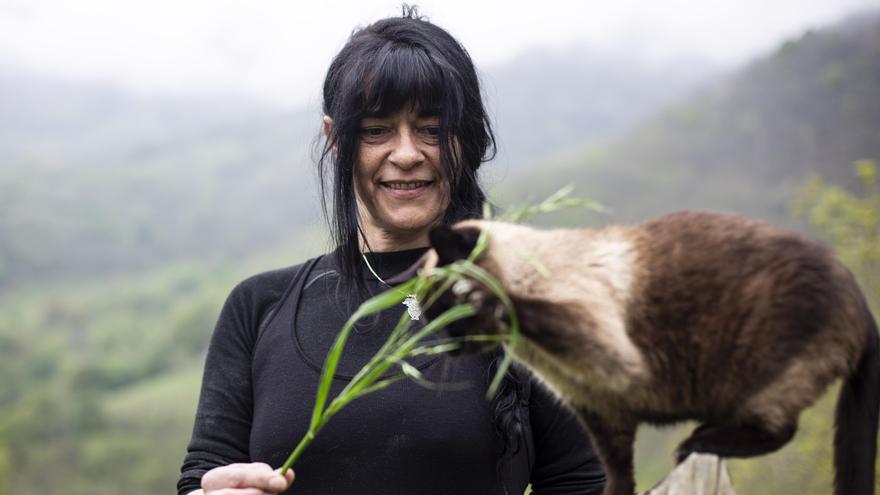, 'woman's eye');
360,127,388,141
420,126,440,143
